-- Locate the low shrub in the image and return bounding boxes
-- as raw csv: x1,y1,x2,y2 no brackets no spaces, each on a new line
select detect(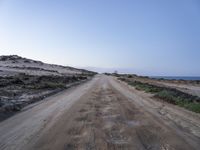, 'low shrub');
35,82,66,89
155,90,179,104
183,103,200,113
127,81,162,93
119,77,200,113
